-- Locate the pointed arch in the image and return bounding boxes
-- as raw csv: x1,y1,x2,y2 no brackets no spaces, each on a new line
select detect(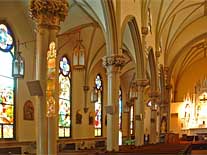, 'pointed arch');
148,47,158,91
121,16,145,79
102,0,118,55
